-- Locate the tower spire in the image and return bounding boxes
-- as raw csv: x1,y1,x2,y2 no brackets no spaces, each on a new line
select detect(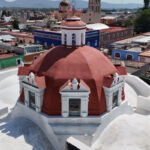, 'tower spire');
88,0,101,13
